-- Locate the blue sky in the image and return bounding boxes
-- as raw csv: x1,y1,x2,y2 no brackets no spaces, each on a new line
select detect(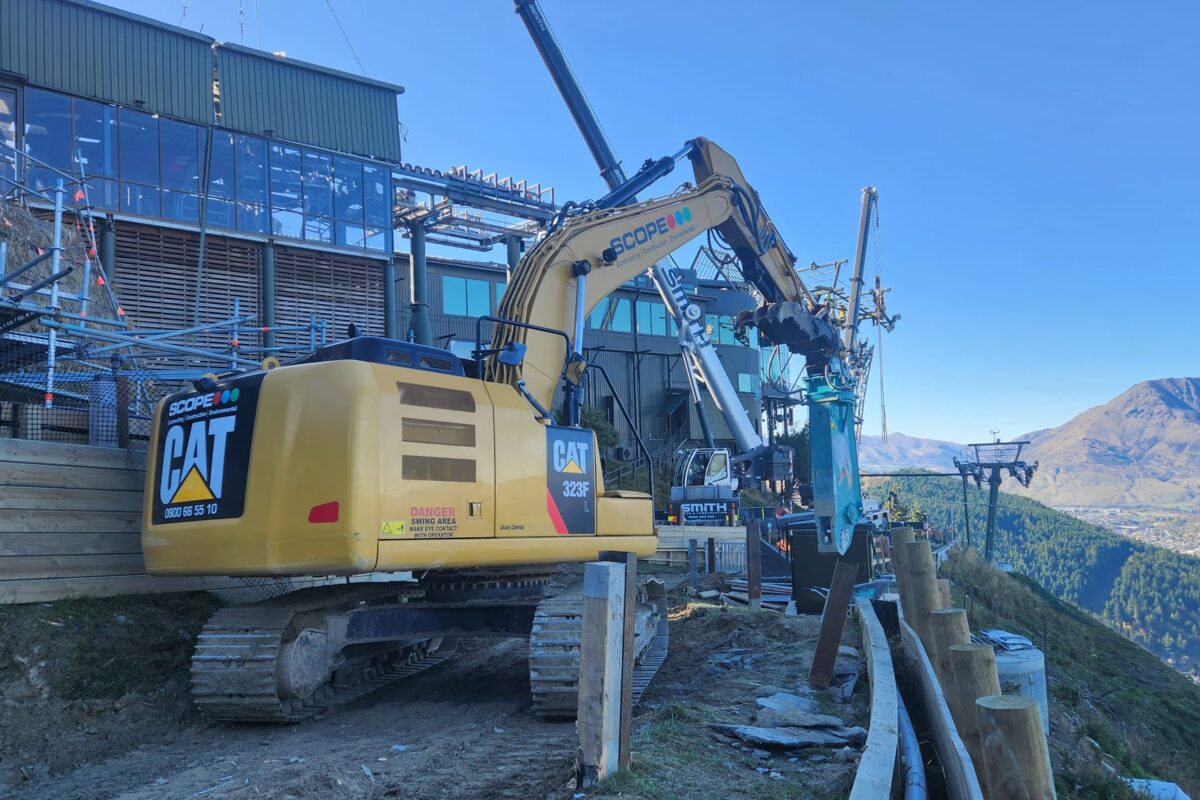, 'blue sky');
115,1,1199,443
